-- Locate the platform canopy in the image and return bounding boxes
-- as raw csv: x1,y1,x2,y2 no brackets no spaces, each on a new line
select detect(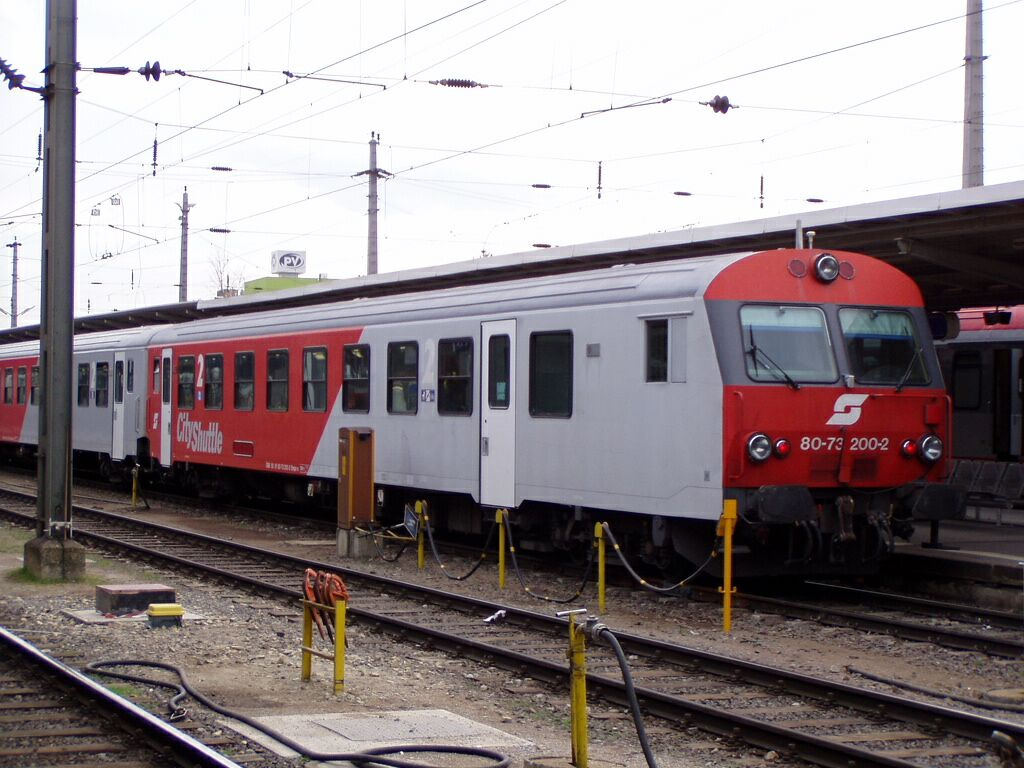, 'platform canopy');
1,180,1022,345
